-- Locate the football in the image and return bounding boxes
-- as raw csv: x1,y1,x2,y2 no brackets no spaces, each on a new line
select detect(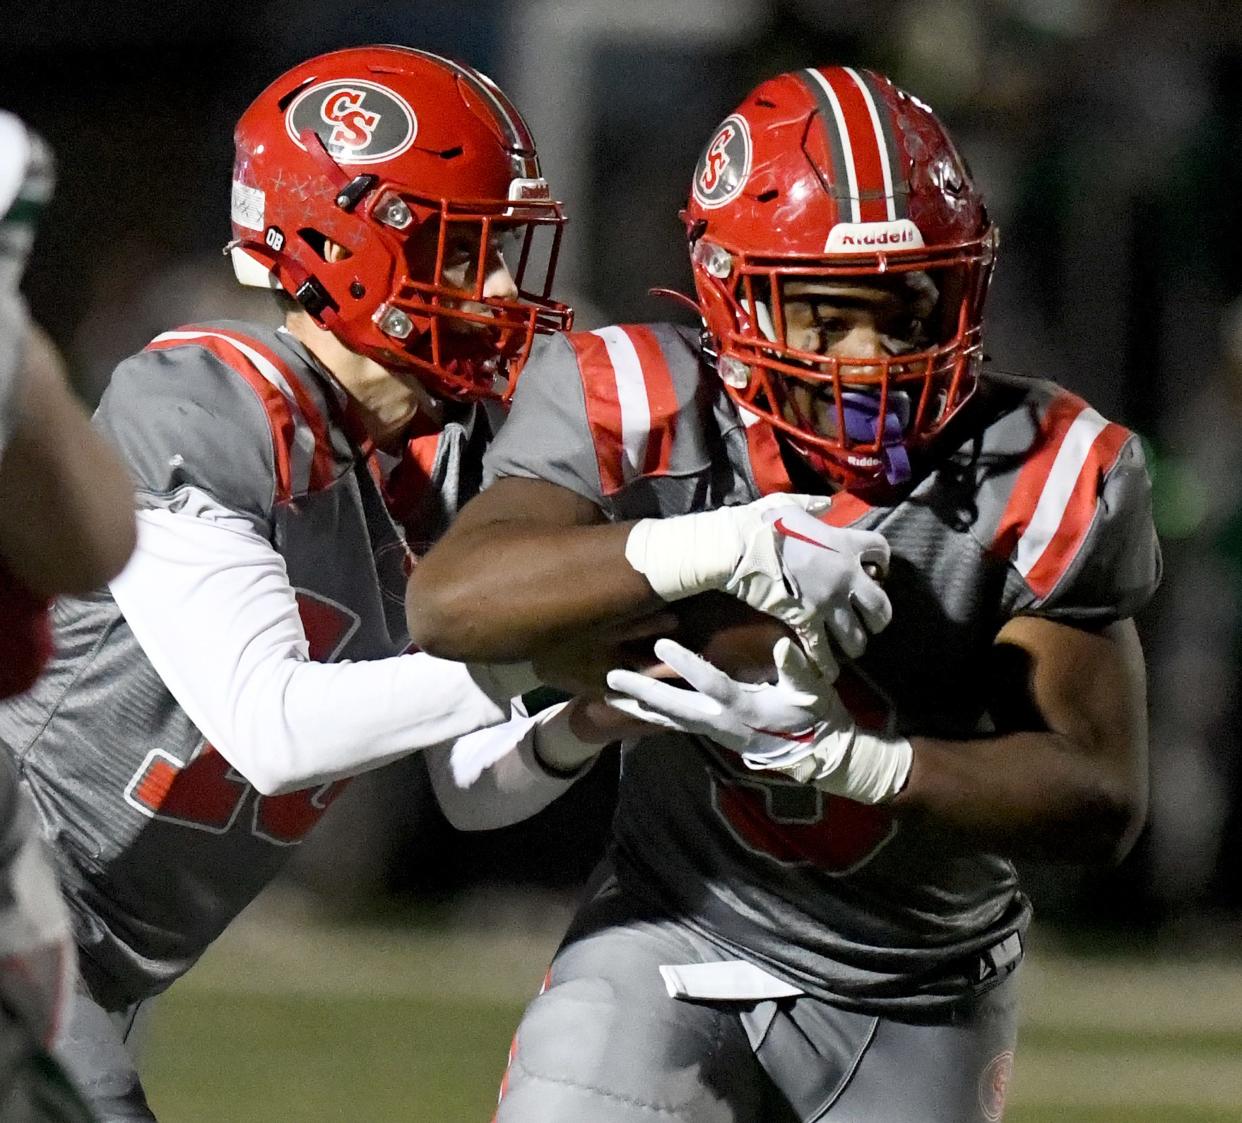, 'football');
617,591,791,684
615,560,884,685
